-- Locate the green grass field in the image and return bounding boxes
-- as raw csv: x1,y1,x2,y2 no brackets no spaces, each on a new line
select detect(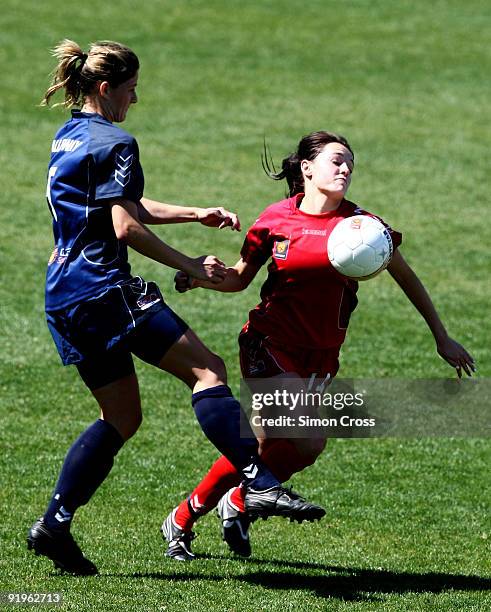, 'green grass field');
1,0,490,610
